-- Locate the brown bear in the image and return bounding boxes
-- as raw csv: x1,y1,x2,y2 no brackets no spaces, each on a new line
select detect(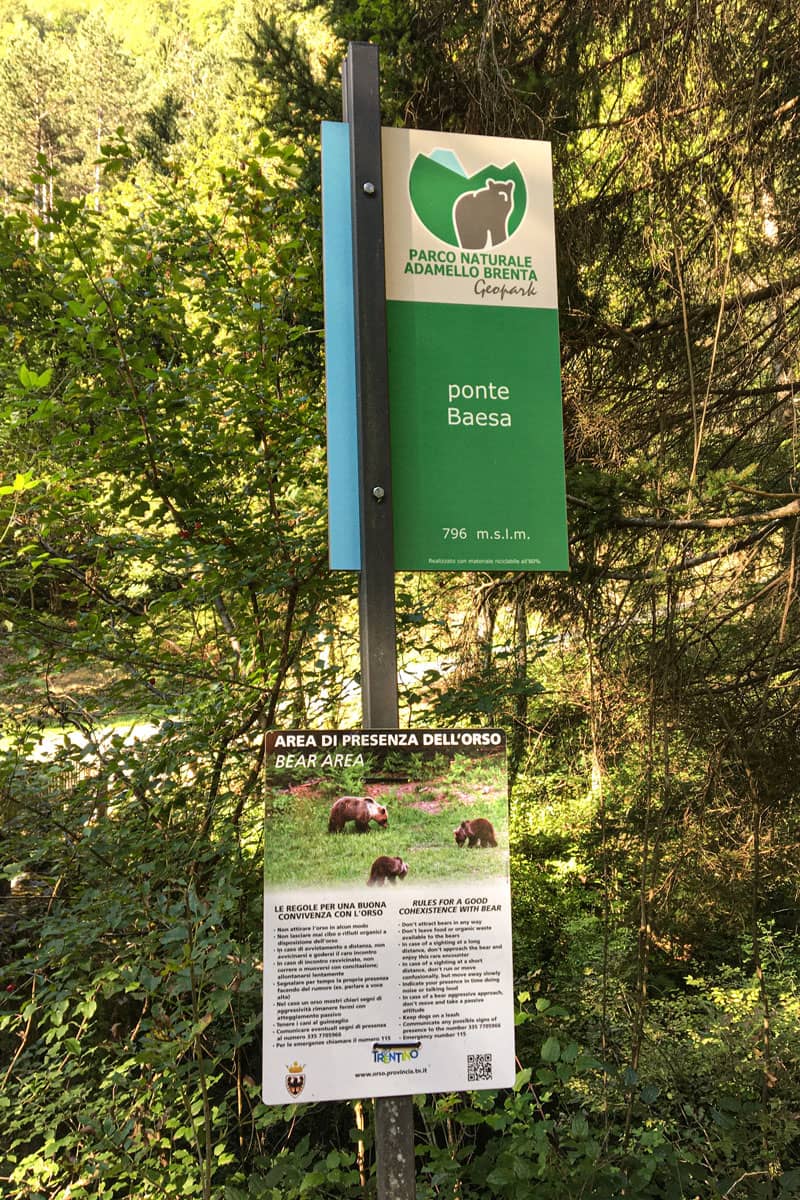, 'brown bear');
454,818,497,848
328,796,388,833
453,178,515,250
367,856,409,886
